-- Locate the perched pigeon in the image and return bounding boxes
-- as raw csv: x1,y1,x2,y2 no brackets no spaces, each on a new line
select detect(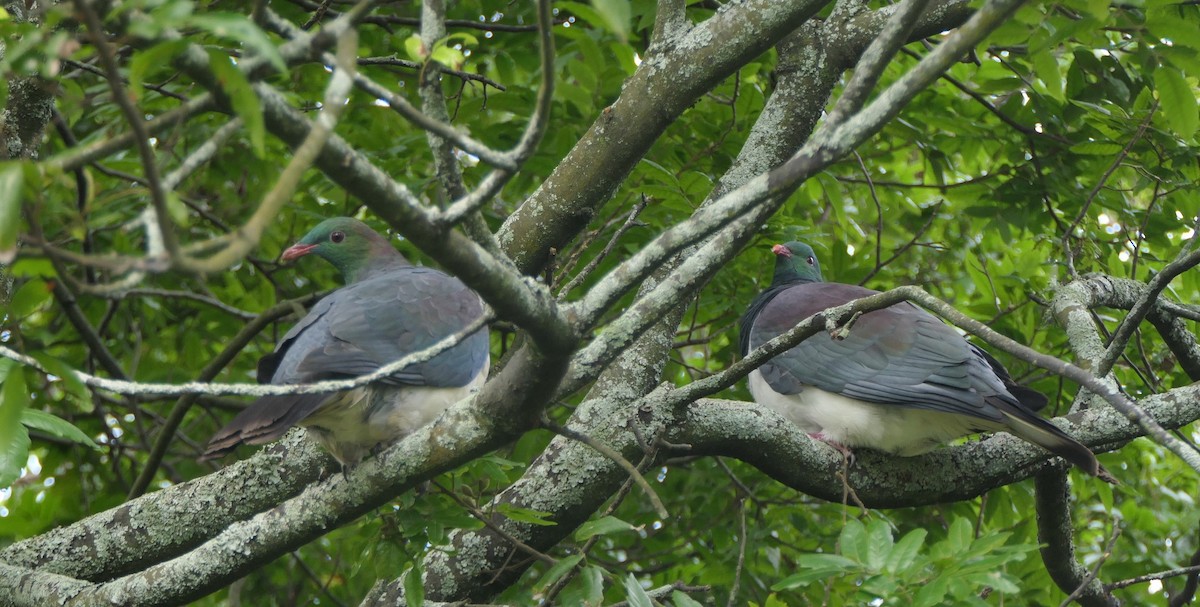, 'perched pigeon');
739,241,1111,480
202,217,489,465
